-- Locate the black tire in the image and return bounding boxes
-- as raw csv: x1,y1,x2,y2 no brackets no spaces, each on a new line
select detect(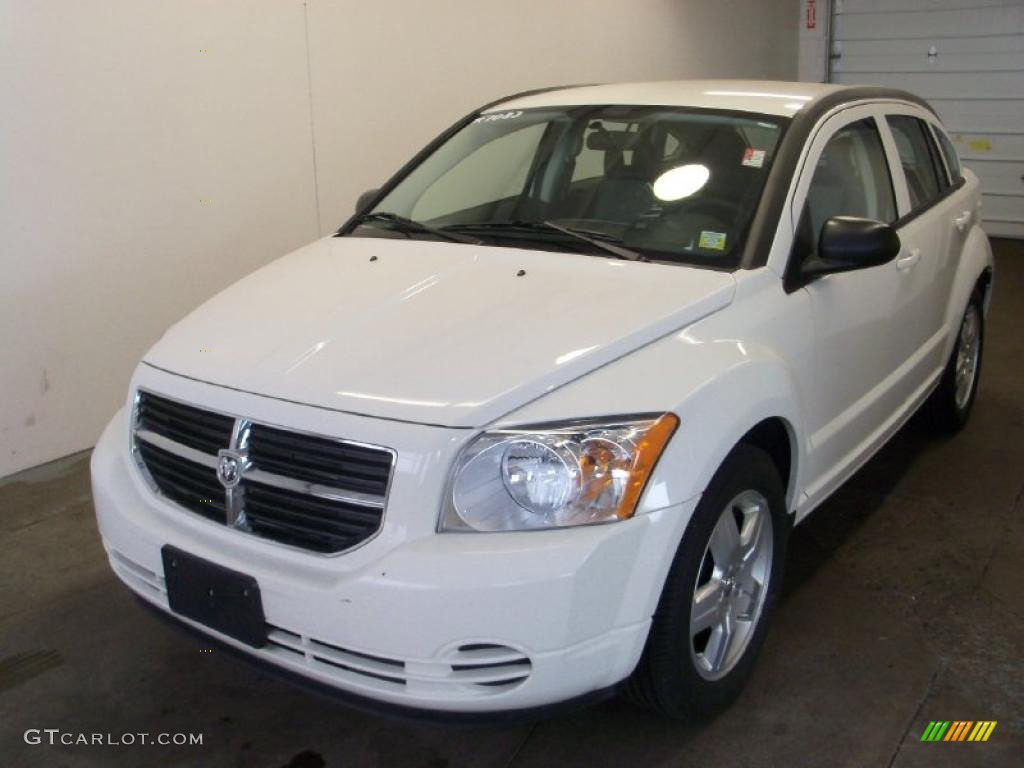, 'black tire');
624,444,790,719
921,290,984,434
